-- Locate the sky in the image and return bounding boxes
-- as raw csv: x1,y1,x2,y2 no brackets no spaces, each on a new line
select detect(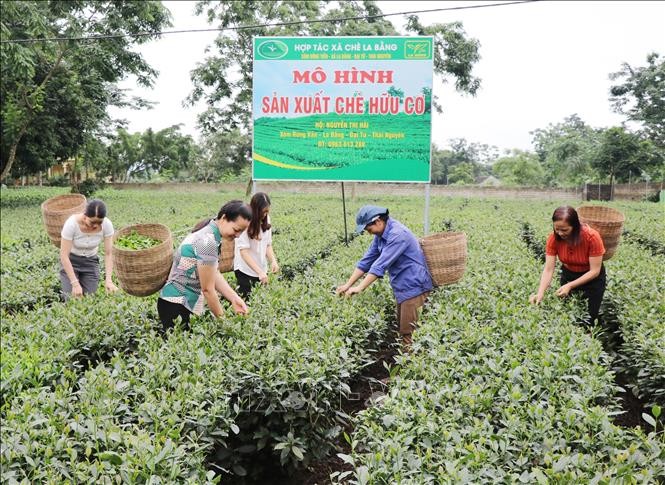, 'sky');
108,0,665,153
